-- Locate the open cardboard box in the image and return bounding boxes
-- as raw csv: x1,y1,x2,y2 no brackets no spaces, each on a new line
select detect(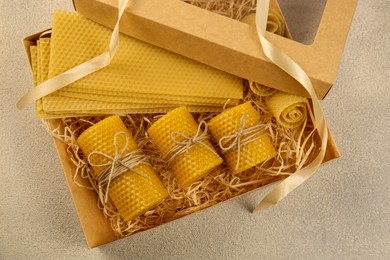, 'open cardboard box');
22,0,356,248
